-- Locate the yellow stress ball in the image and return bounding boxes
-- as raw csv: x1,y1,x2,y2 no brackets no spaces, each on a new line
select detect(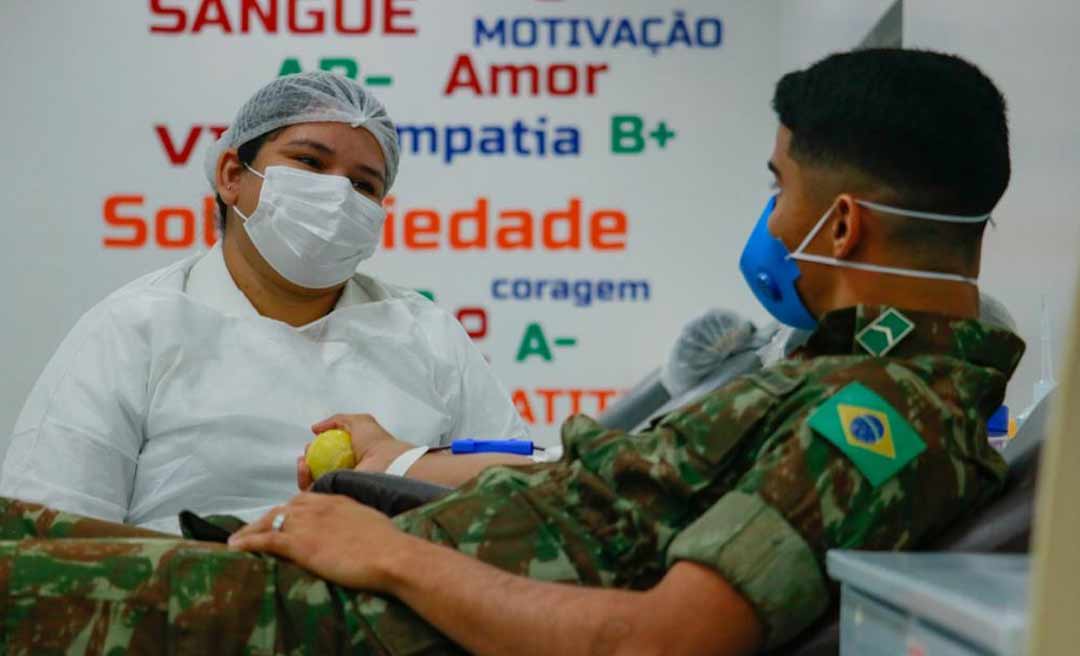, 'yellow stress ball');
306,429,356,480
